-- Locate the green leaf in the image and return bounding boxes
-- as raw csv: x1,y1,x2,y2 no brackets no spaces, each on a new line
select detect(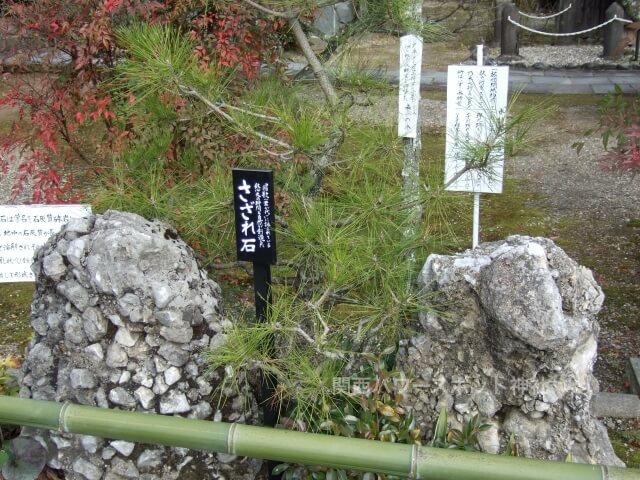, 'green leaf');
272,463,290,475
0,450,10,469
431,408,448,447
571,141,584,156
2,437,47,480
